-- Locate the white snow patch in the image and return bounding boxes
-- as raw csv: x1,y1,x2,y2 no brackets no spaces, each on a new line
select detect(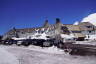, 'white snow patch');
28,45,65,54
75,41,96,45
85,34,96,40
33,33,49,40
0,47,19,64
60,34,74,39
12,37,26,40
73,21,79,25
